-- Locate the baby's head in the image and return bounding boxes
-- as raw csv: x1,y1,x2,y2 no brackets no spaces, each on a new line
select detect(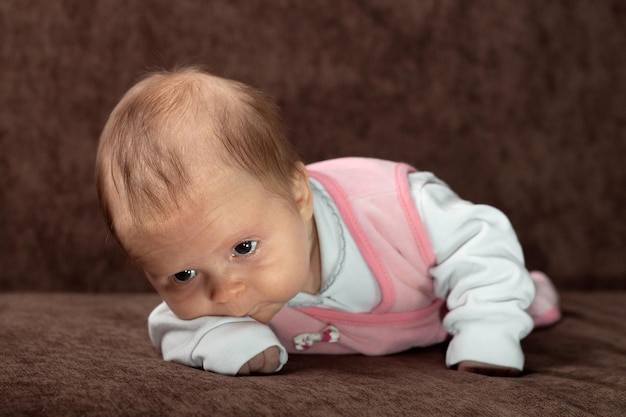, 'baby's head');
96,68,318,323
96,67,301,251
